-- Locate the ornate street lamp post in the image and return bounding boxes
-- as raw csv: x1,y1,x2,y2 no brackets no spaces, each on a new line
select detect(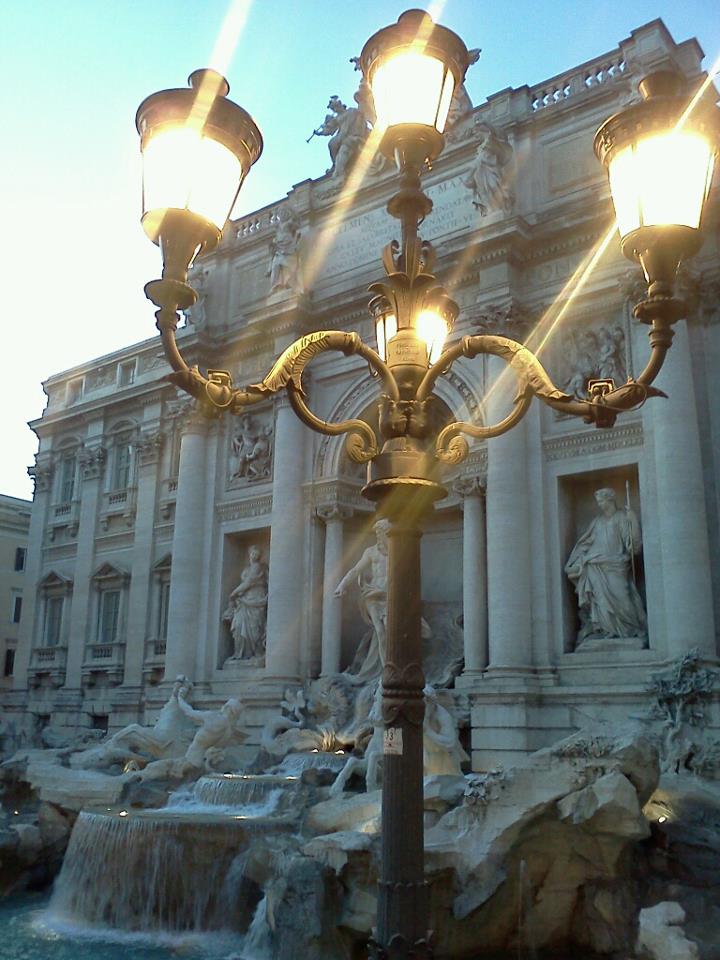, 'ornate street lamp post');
136,11,719,958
